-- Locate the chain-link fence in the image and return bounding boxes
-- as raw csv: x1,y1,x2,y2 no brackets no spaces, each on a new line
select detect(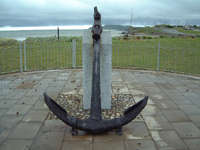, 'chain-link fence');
0,39,200,76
